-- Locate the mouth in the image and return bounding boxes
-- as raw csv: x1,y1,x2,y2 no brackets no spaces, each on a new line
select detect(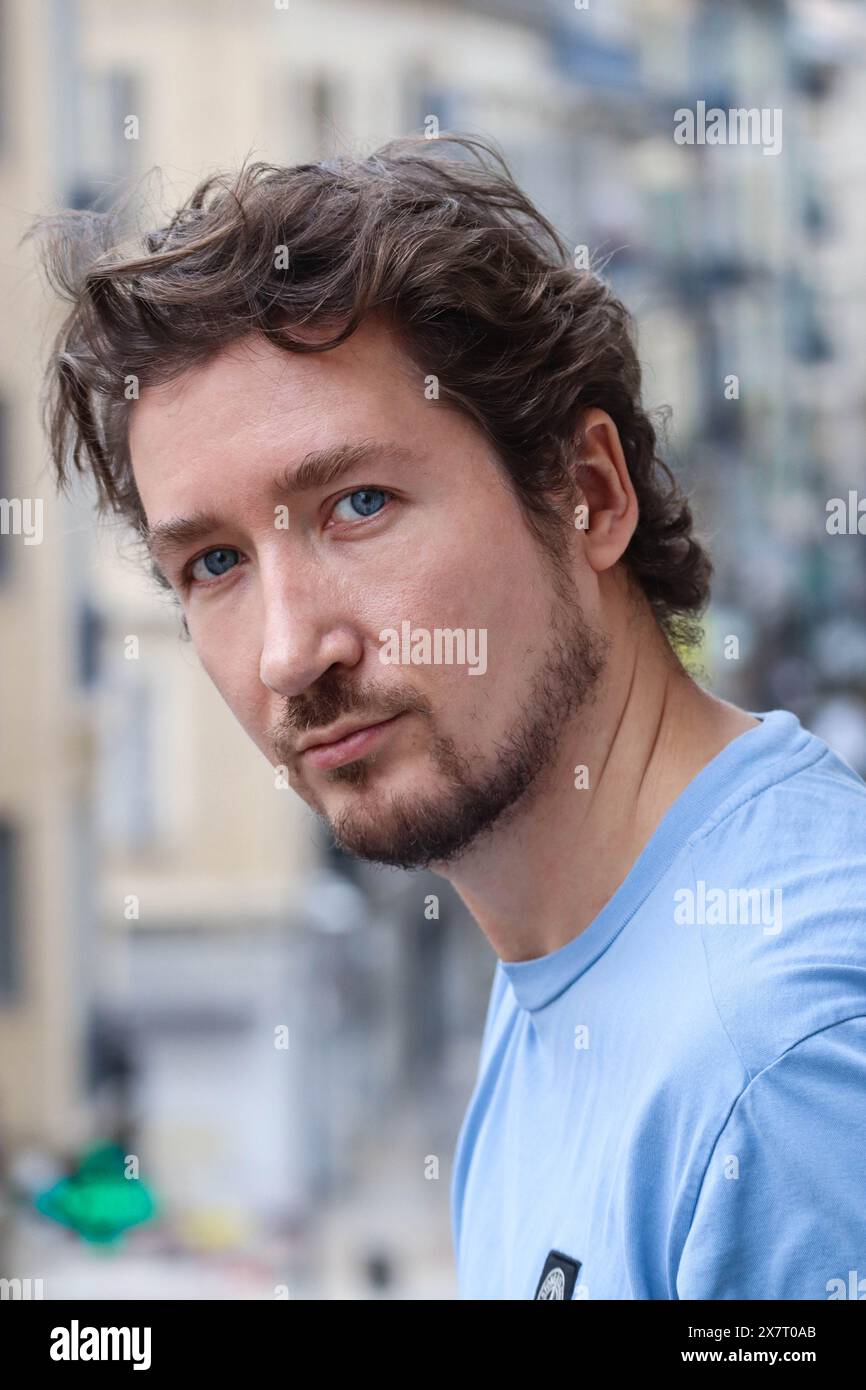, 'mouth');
300,713,406,771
